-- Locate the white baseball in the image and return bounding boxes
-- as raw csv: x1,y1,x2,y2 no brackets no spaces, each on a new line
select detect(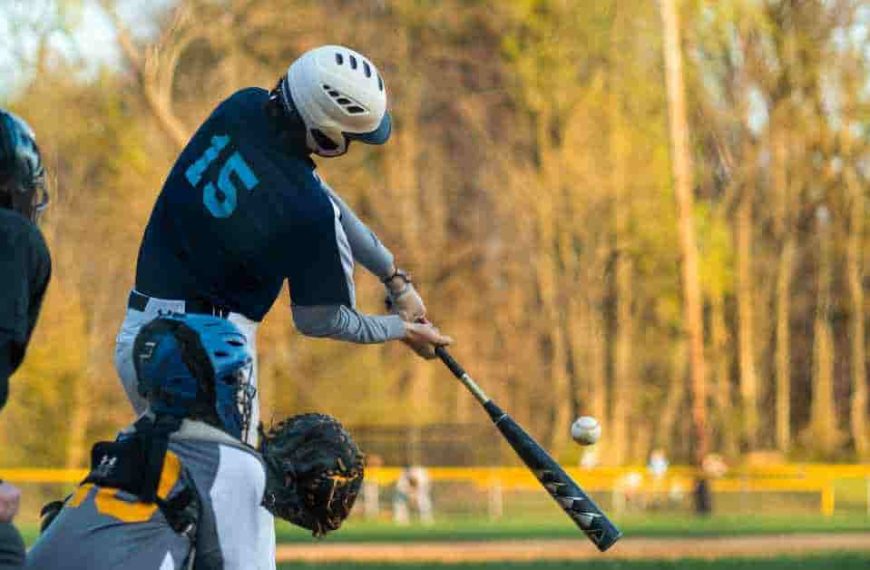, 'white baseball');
571,416,601,446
